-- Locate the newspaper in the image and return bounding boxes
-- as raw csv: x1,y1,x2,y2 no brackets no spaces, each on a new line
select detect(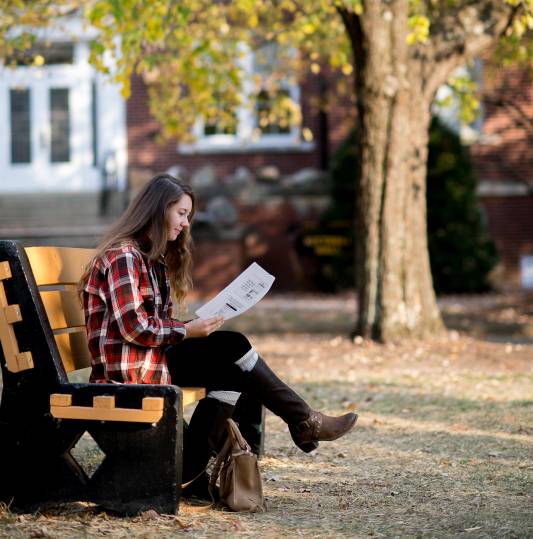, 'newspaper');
195,262,275,320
